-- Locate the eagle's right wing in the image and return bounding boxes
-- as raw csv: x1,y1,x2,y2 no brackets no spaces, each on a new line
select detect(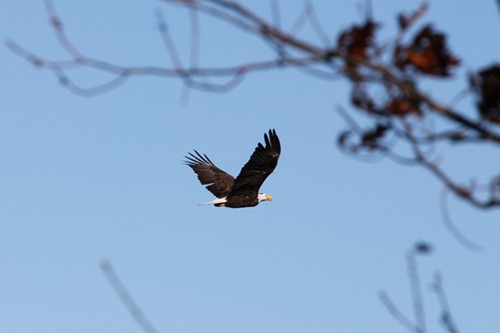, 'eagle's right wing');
228,129,281,199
